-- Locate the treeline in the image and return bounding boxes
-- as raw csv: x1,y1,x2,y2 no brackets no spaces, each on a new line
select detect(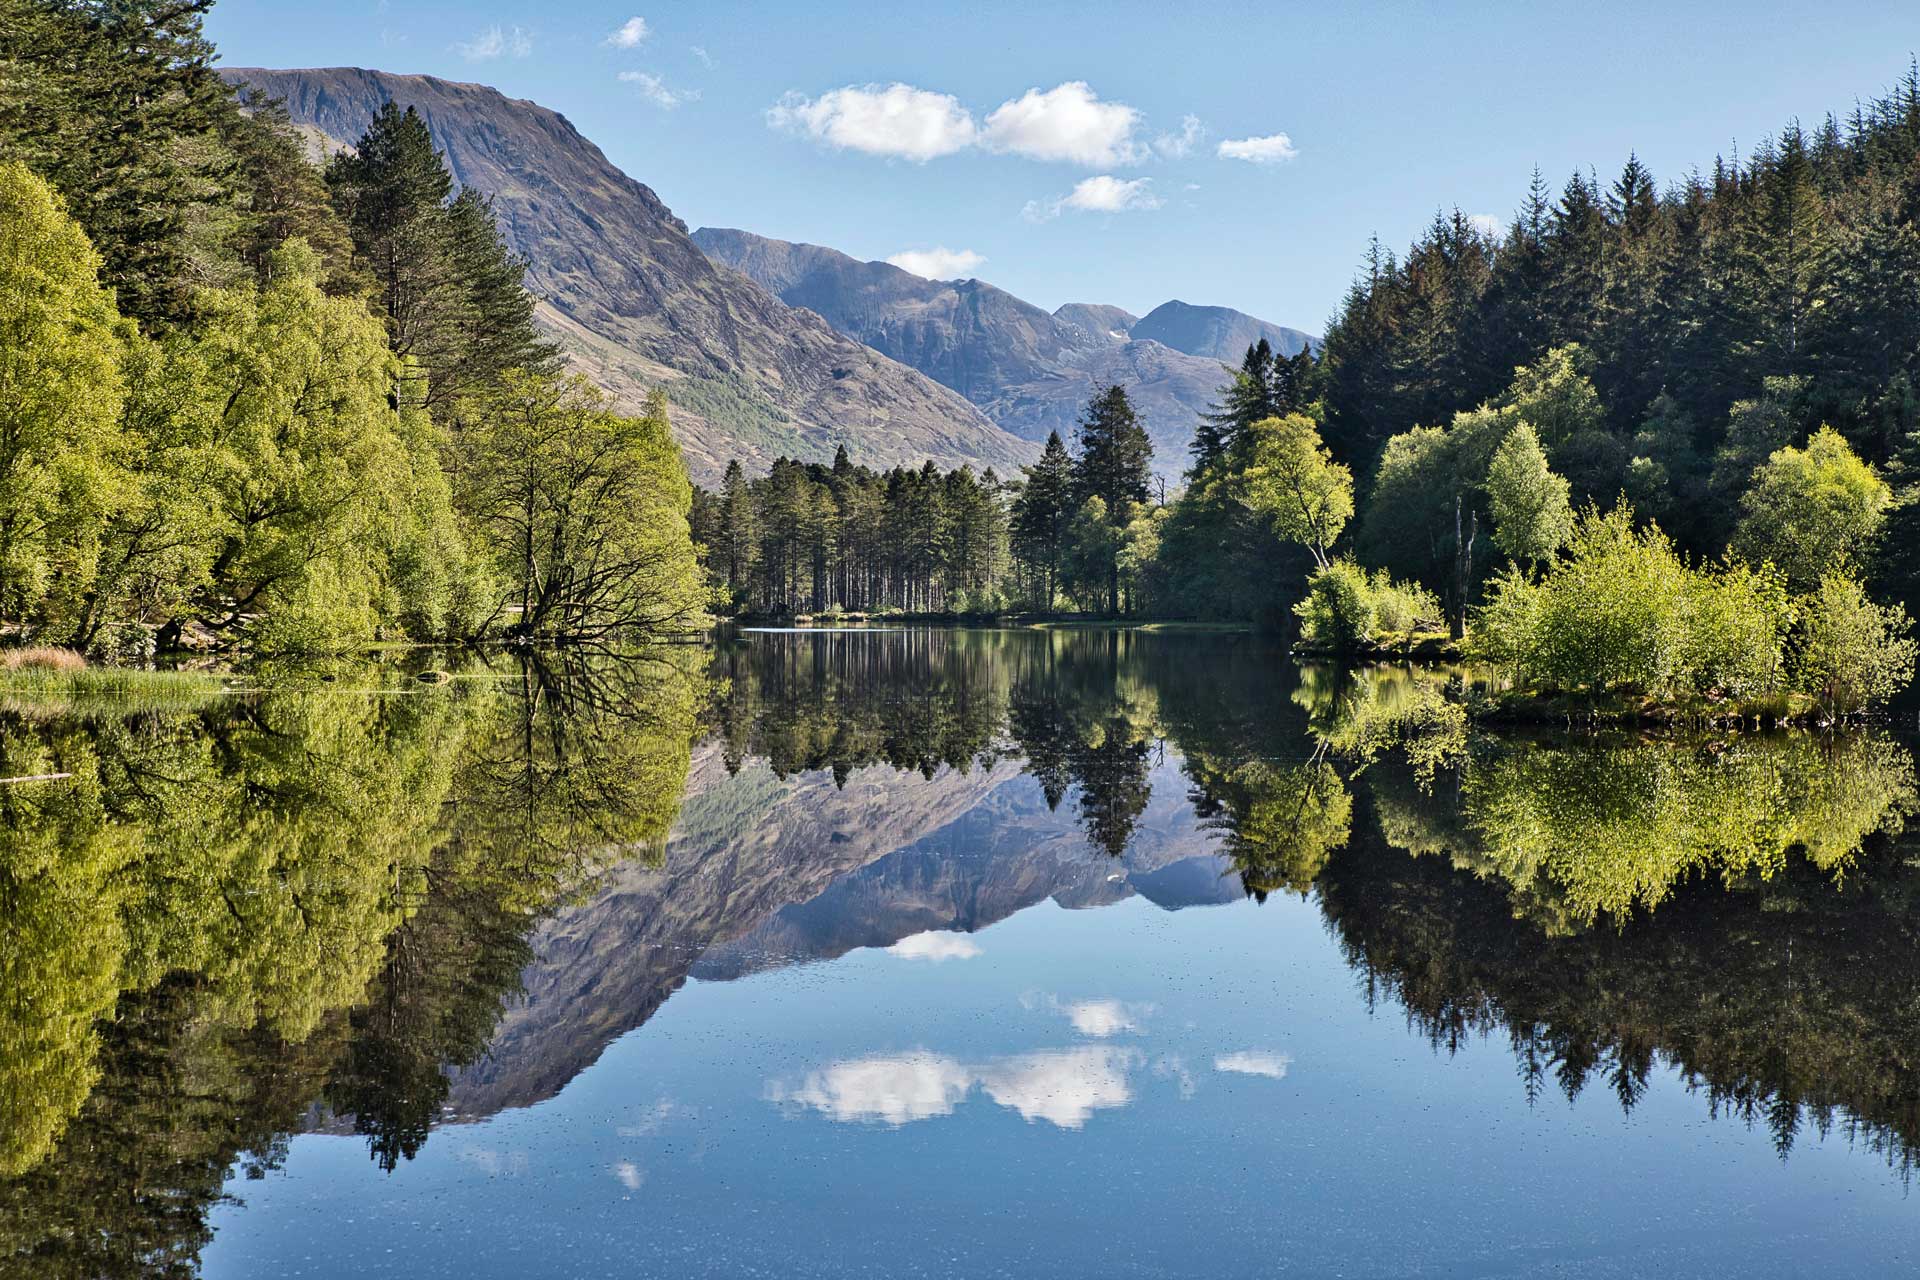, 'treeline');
1314,68,1920,602
0,0,702,655
692,385,1162,616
